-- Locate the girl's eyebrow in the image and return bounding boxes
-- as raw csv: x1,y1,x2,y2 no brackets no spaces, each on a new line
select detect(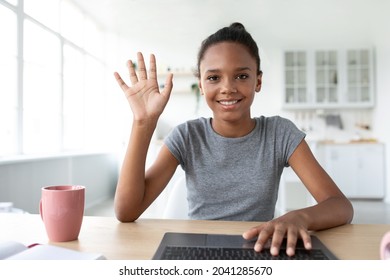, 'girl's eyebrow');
235,67,252,72
204,67,253,74
204,69,220,74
